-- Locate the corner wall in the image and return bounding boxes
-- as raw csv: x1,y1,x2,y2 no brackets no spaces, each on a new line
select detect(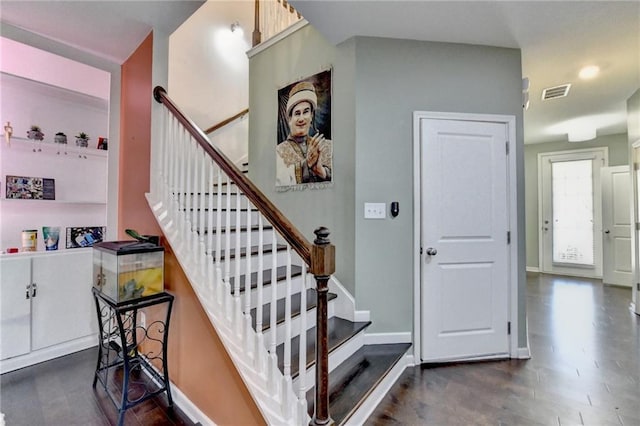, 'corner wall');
352,37,525,339
249,26,527,346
